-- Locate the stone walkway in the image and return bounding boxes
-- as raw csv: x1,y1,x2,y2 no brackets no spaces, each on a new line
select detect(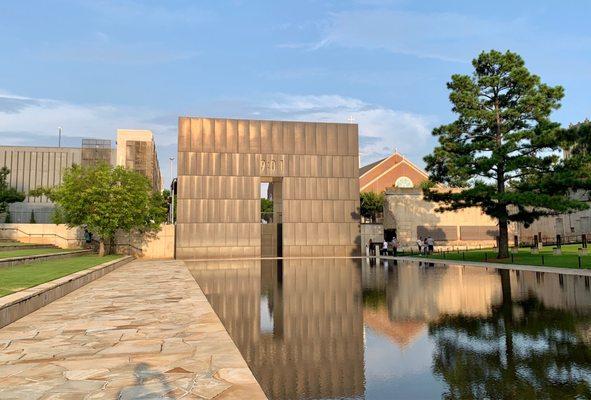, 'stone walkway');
0,260,267,400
